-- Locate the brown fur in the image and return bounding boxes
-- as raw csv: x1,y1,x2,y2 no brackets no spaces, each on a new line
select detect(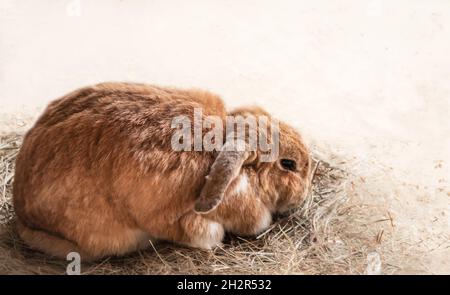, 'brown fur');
13,82,310,260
